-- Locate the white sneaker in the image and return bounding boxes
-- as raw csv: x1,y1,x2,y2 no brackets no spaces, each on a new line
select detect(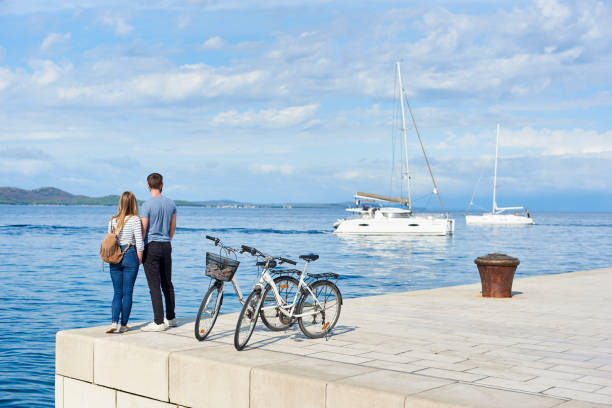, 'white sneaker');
164,318,177,328
141,322,166,332
119,325,129,333
106,322,118,333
